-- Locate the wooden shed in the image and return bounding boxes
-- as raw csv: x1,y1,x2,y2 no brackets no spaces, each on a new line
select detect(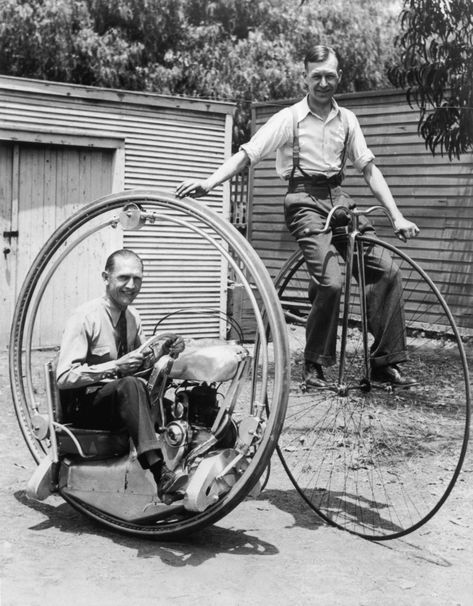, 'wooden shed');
248,89,473,333
0,75,234,348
